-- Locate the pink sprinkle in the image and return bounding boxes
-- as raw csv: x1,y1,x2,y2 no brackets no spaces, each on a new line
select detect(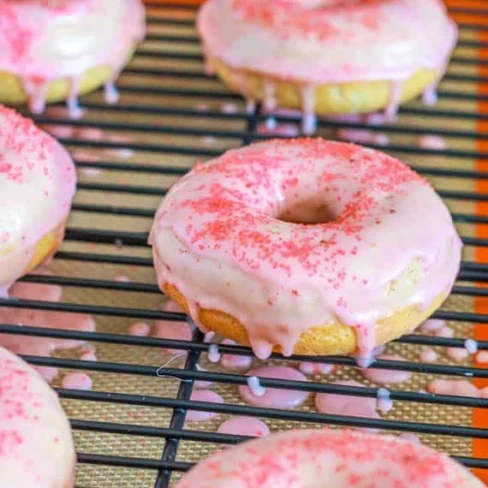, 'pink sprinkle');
420,347,437,363
62,372,92,390
418,135,446,151
186,390,223,422
129,322,151,337
217,417,270,437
